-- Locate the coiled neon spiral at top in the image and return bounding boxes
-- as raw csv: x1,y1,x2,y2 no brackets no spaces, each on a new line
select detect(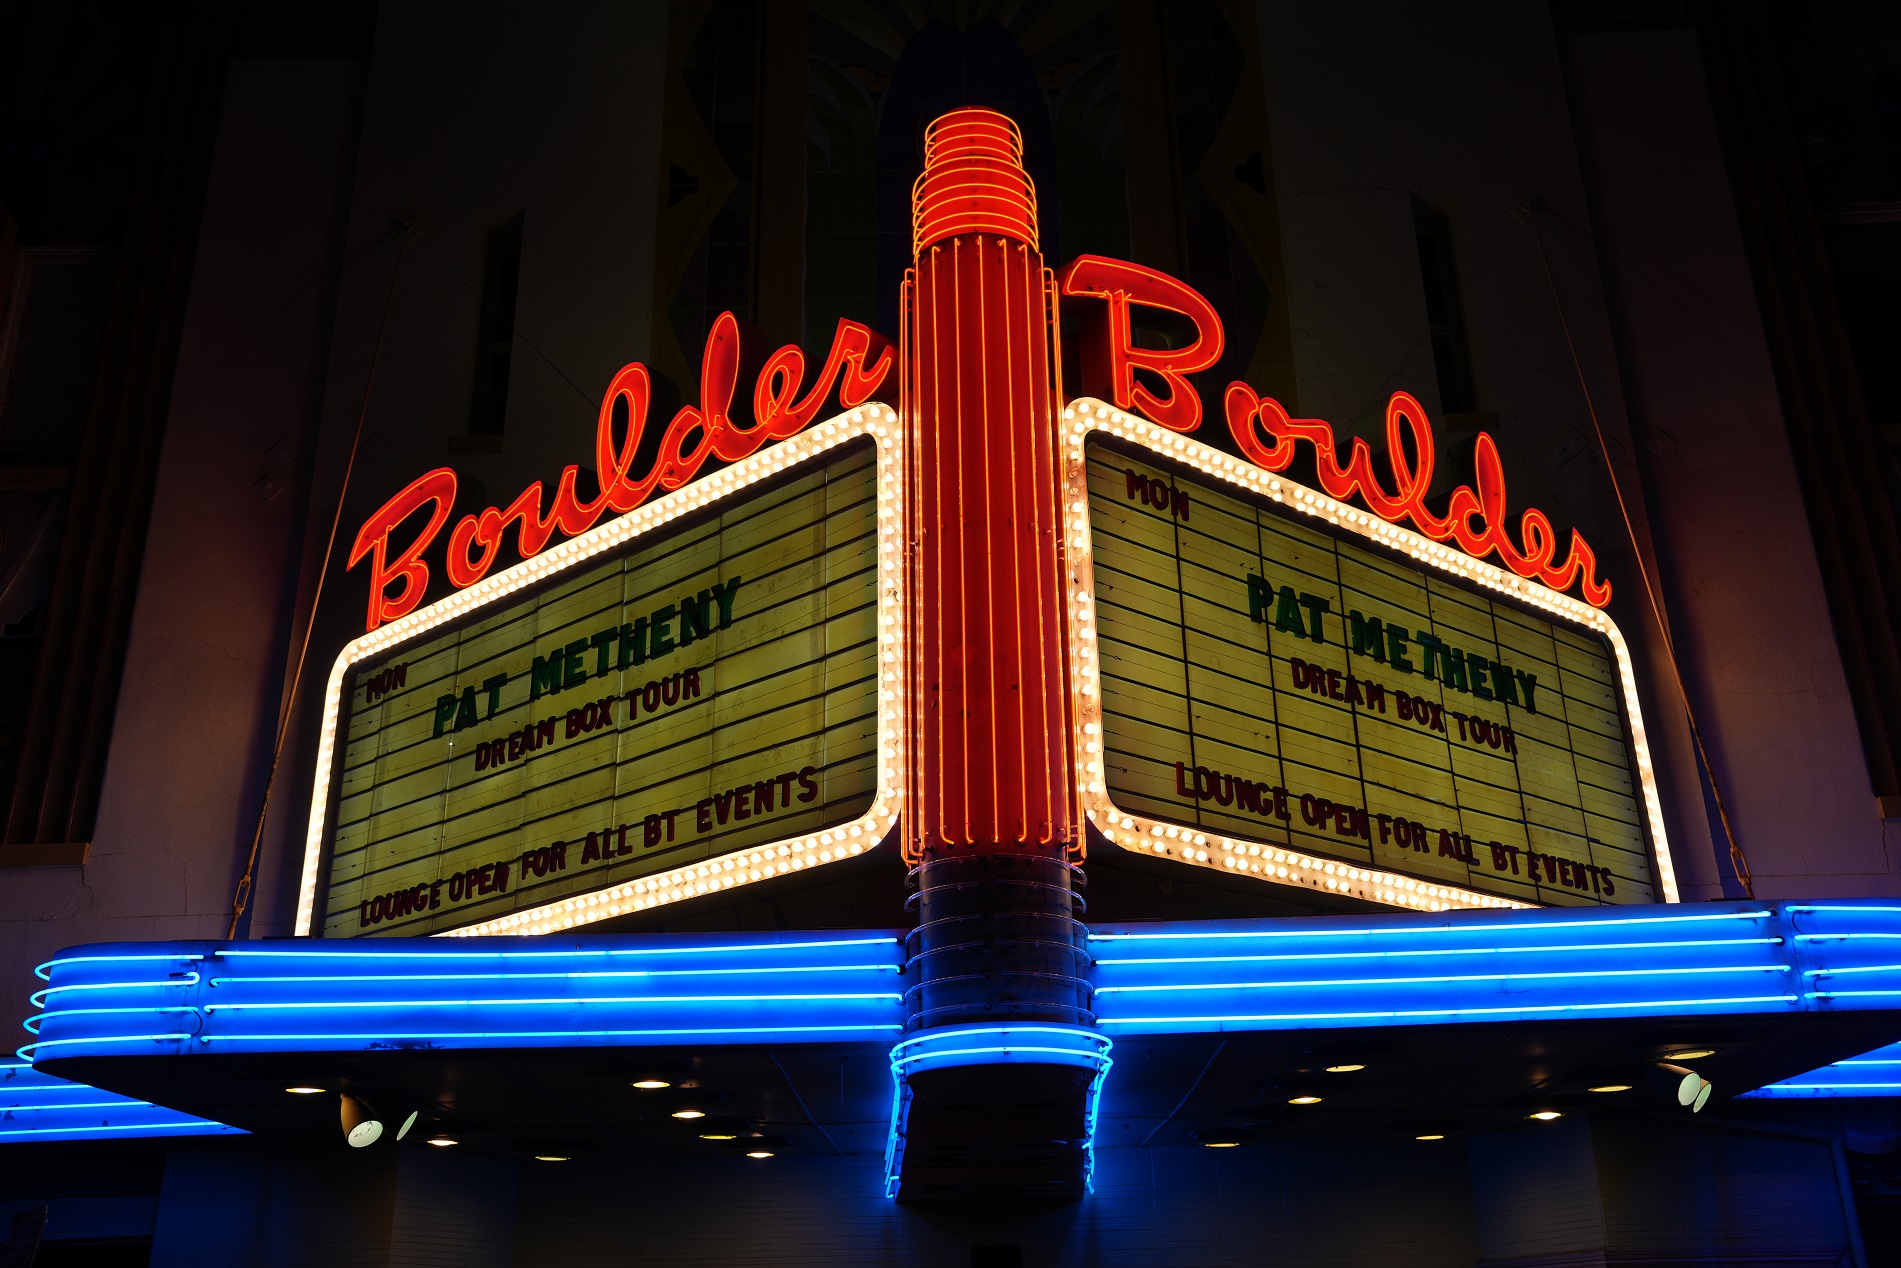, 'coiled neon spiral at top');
911,107,1038,254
